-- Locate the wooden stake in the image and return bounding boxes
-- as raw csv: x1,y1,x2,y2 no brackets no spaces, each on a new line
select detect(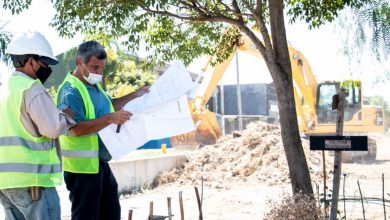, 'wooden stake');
195,186,203,220
167,197,172,220
179,191,184,220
